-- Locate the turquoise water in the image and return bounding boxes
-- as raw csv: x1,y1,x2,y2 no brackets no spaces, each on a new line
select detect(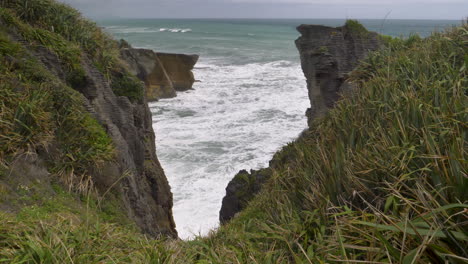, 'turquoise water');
101,19,459,64
101,19,461,239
